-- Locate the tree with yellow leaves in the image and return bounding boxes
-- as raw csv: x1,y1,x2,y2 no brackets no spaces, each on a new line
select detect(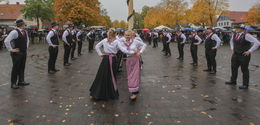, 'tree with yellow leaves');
188,0,229,27
112,20,120,28
245,3,260,26
144,0,188,28
112,20,127,28
53,0,103,26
